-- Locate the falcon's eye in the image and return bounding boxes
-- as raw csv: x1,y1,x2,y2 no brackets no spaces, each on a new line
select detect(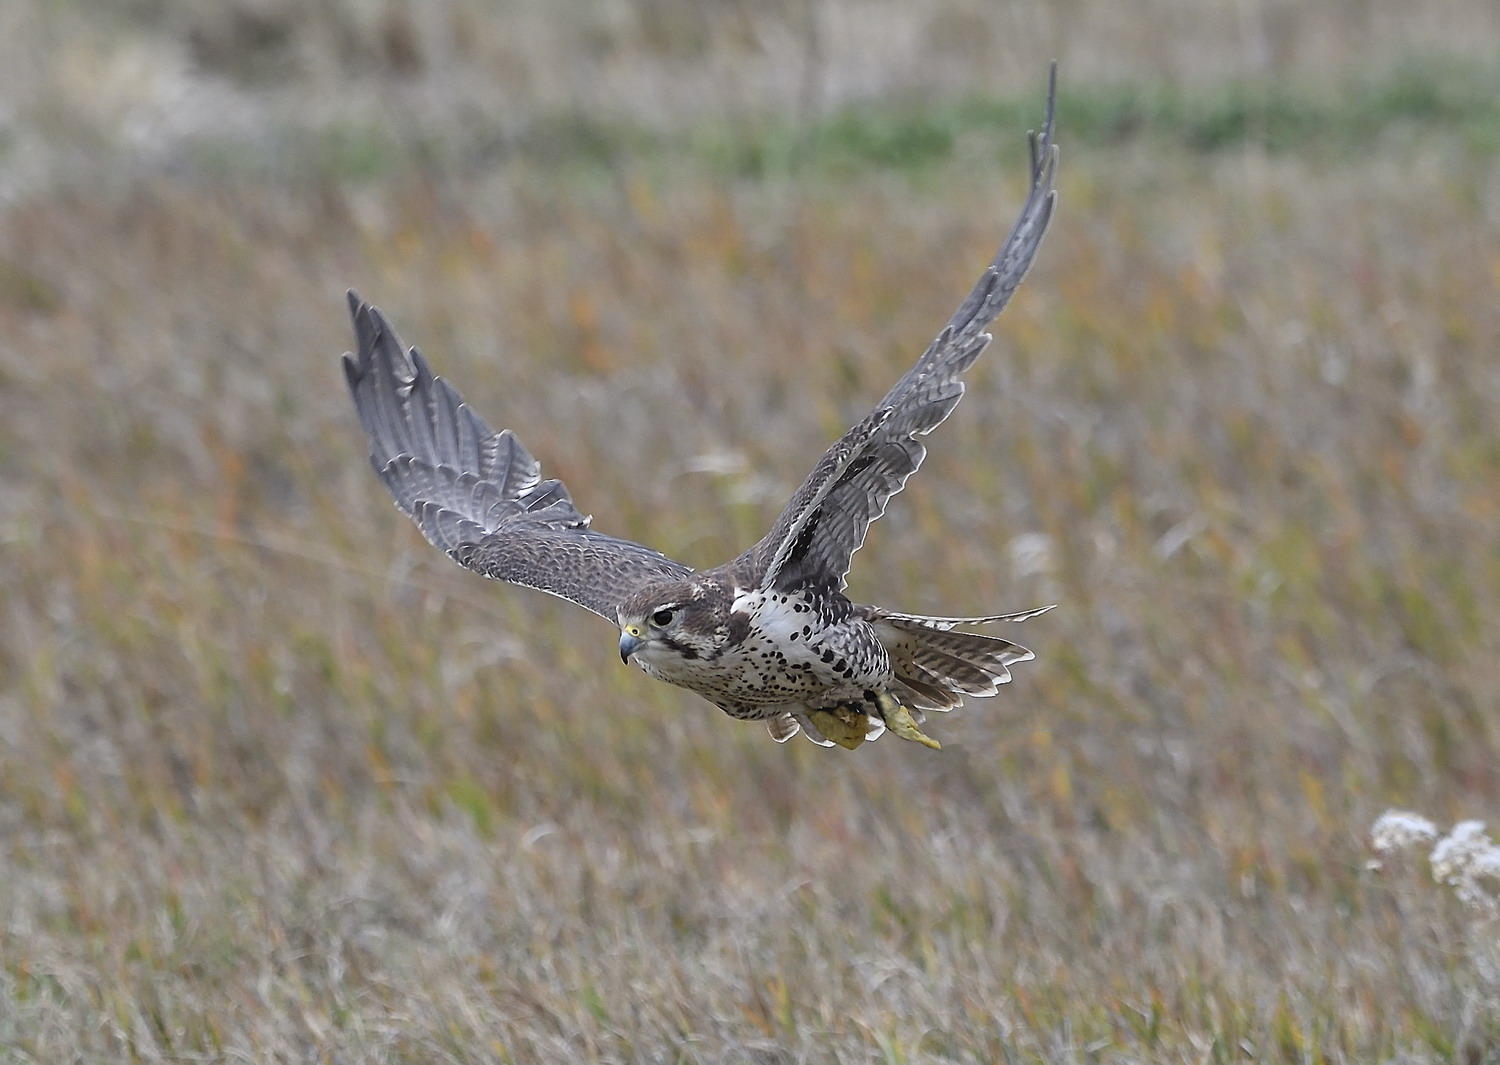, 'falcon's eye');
651,608,676,627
